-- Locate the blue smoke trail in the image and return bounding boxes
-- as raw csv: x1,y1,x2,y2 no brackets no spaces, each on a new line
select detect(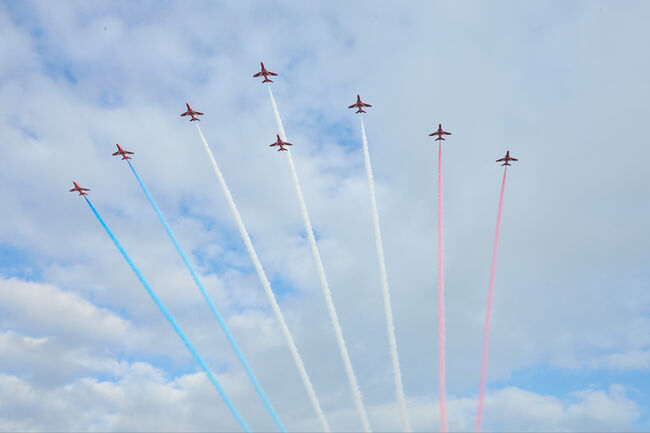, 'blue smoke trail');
126,161,286,433
83,196,250,432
